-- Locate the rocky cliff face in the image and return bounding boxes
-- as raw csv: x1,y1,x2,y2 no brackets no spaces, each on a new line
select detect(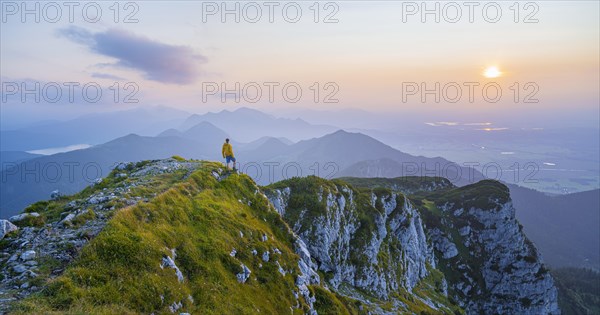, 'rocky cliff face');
268,180,435,299
267,177,561,315
420,180,560,314
467,202,559,314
